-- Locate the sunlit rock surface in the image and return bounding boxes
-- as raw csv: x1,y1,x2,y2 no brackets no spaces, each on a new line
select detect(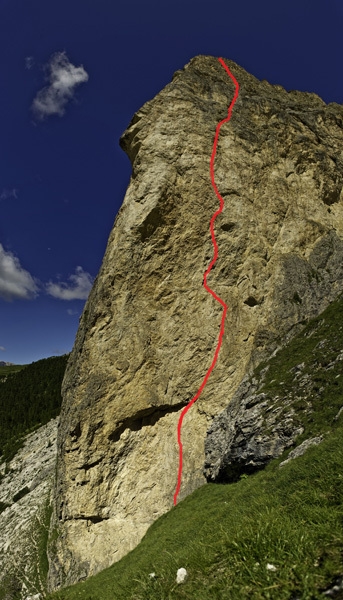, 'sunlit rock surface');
48,54,343,589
